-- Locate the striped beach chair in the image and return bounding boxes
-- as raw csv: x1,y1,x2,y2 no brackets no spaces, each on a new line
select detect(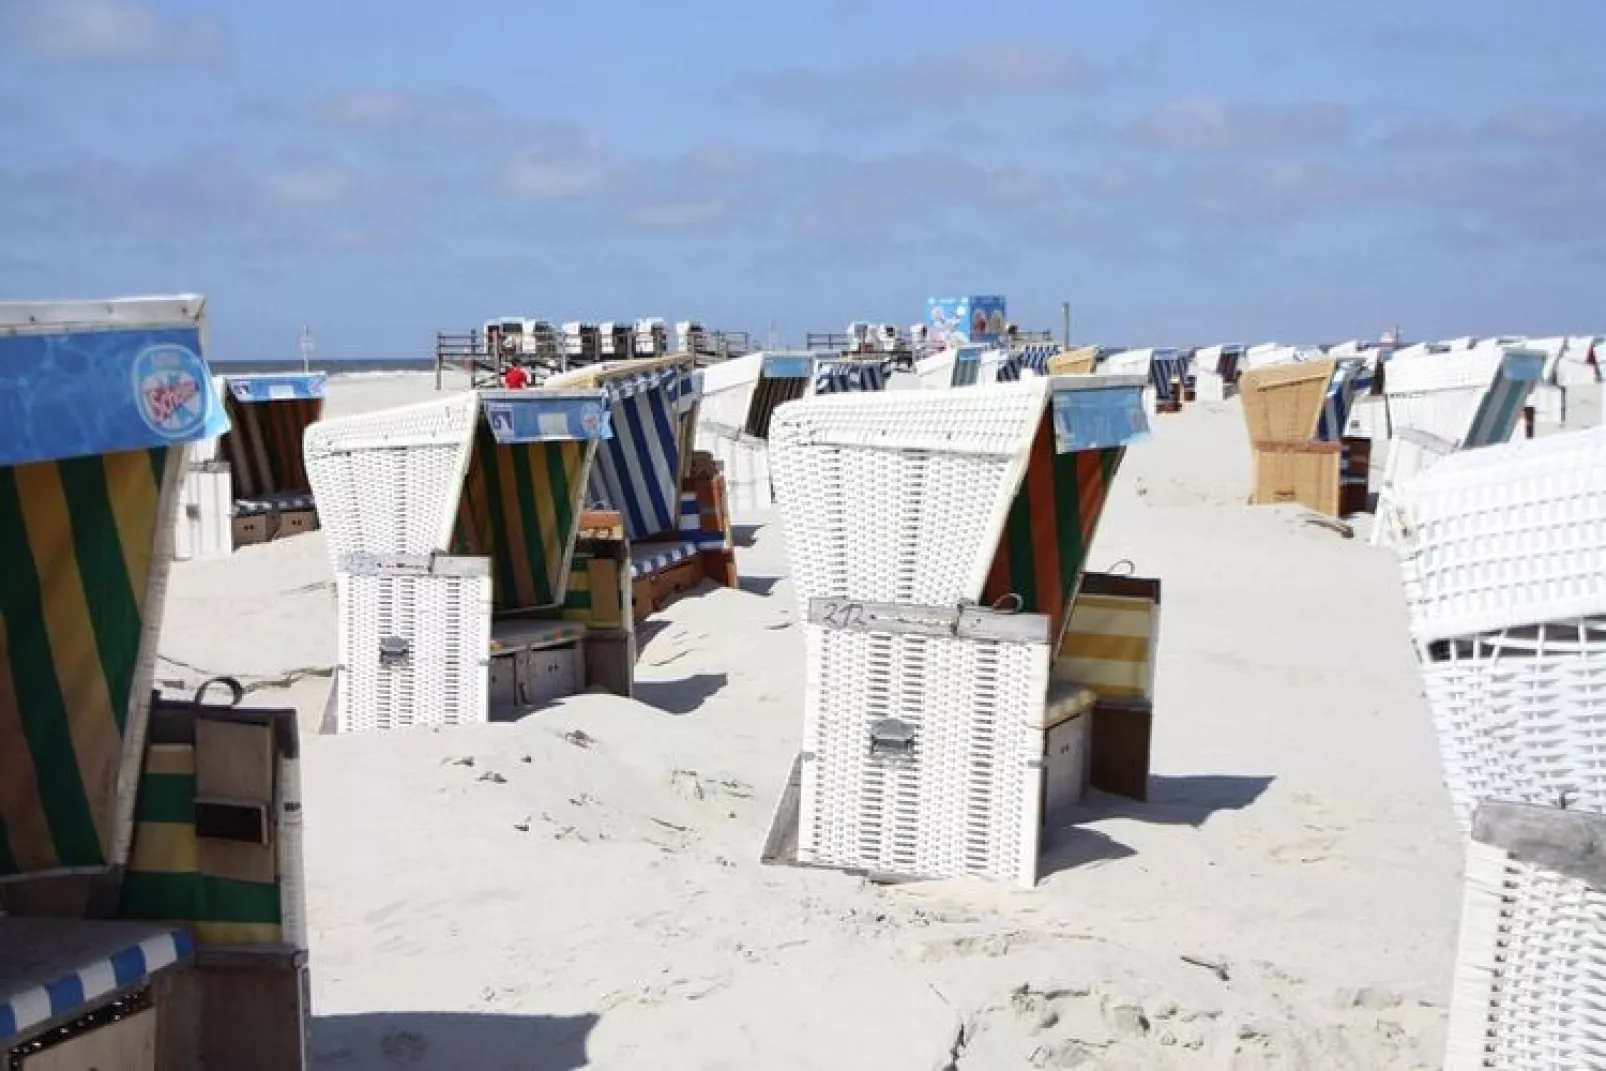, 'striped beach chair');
767,375,1153,887
994,342,1062,383
548,356,738,620
0,296,316,1067
175,372,327,558
1148,348,1188,407
306,389,620,730
812,355,893,395
545,356,694,542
